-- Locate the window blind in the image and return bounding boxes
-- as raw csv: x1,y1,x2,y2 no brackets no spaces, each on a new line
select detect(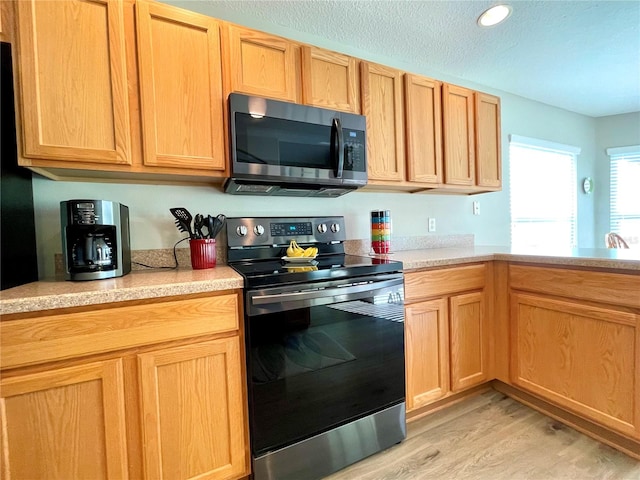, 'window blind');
607,145,640,246
509,135,579,248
